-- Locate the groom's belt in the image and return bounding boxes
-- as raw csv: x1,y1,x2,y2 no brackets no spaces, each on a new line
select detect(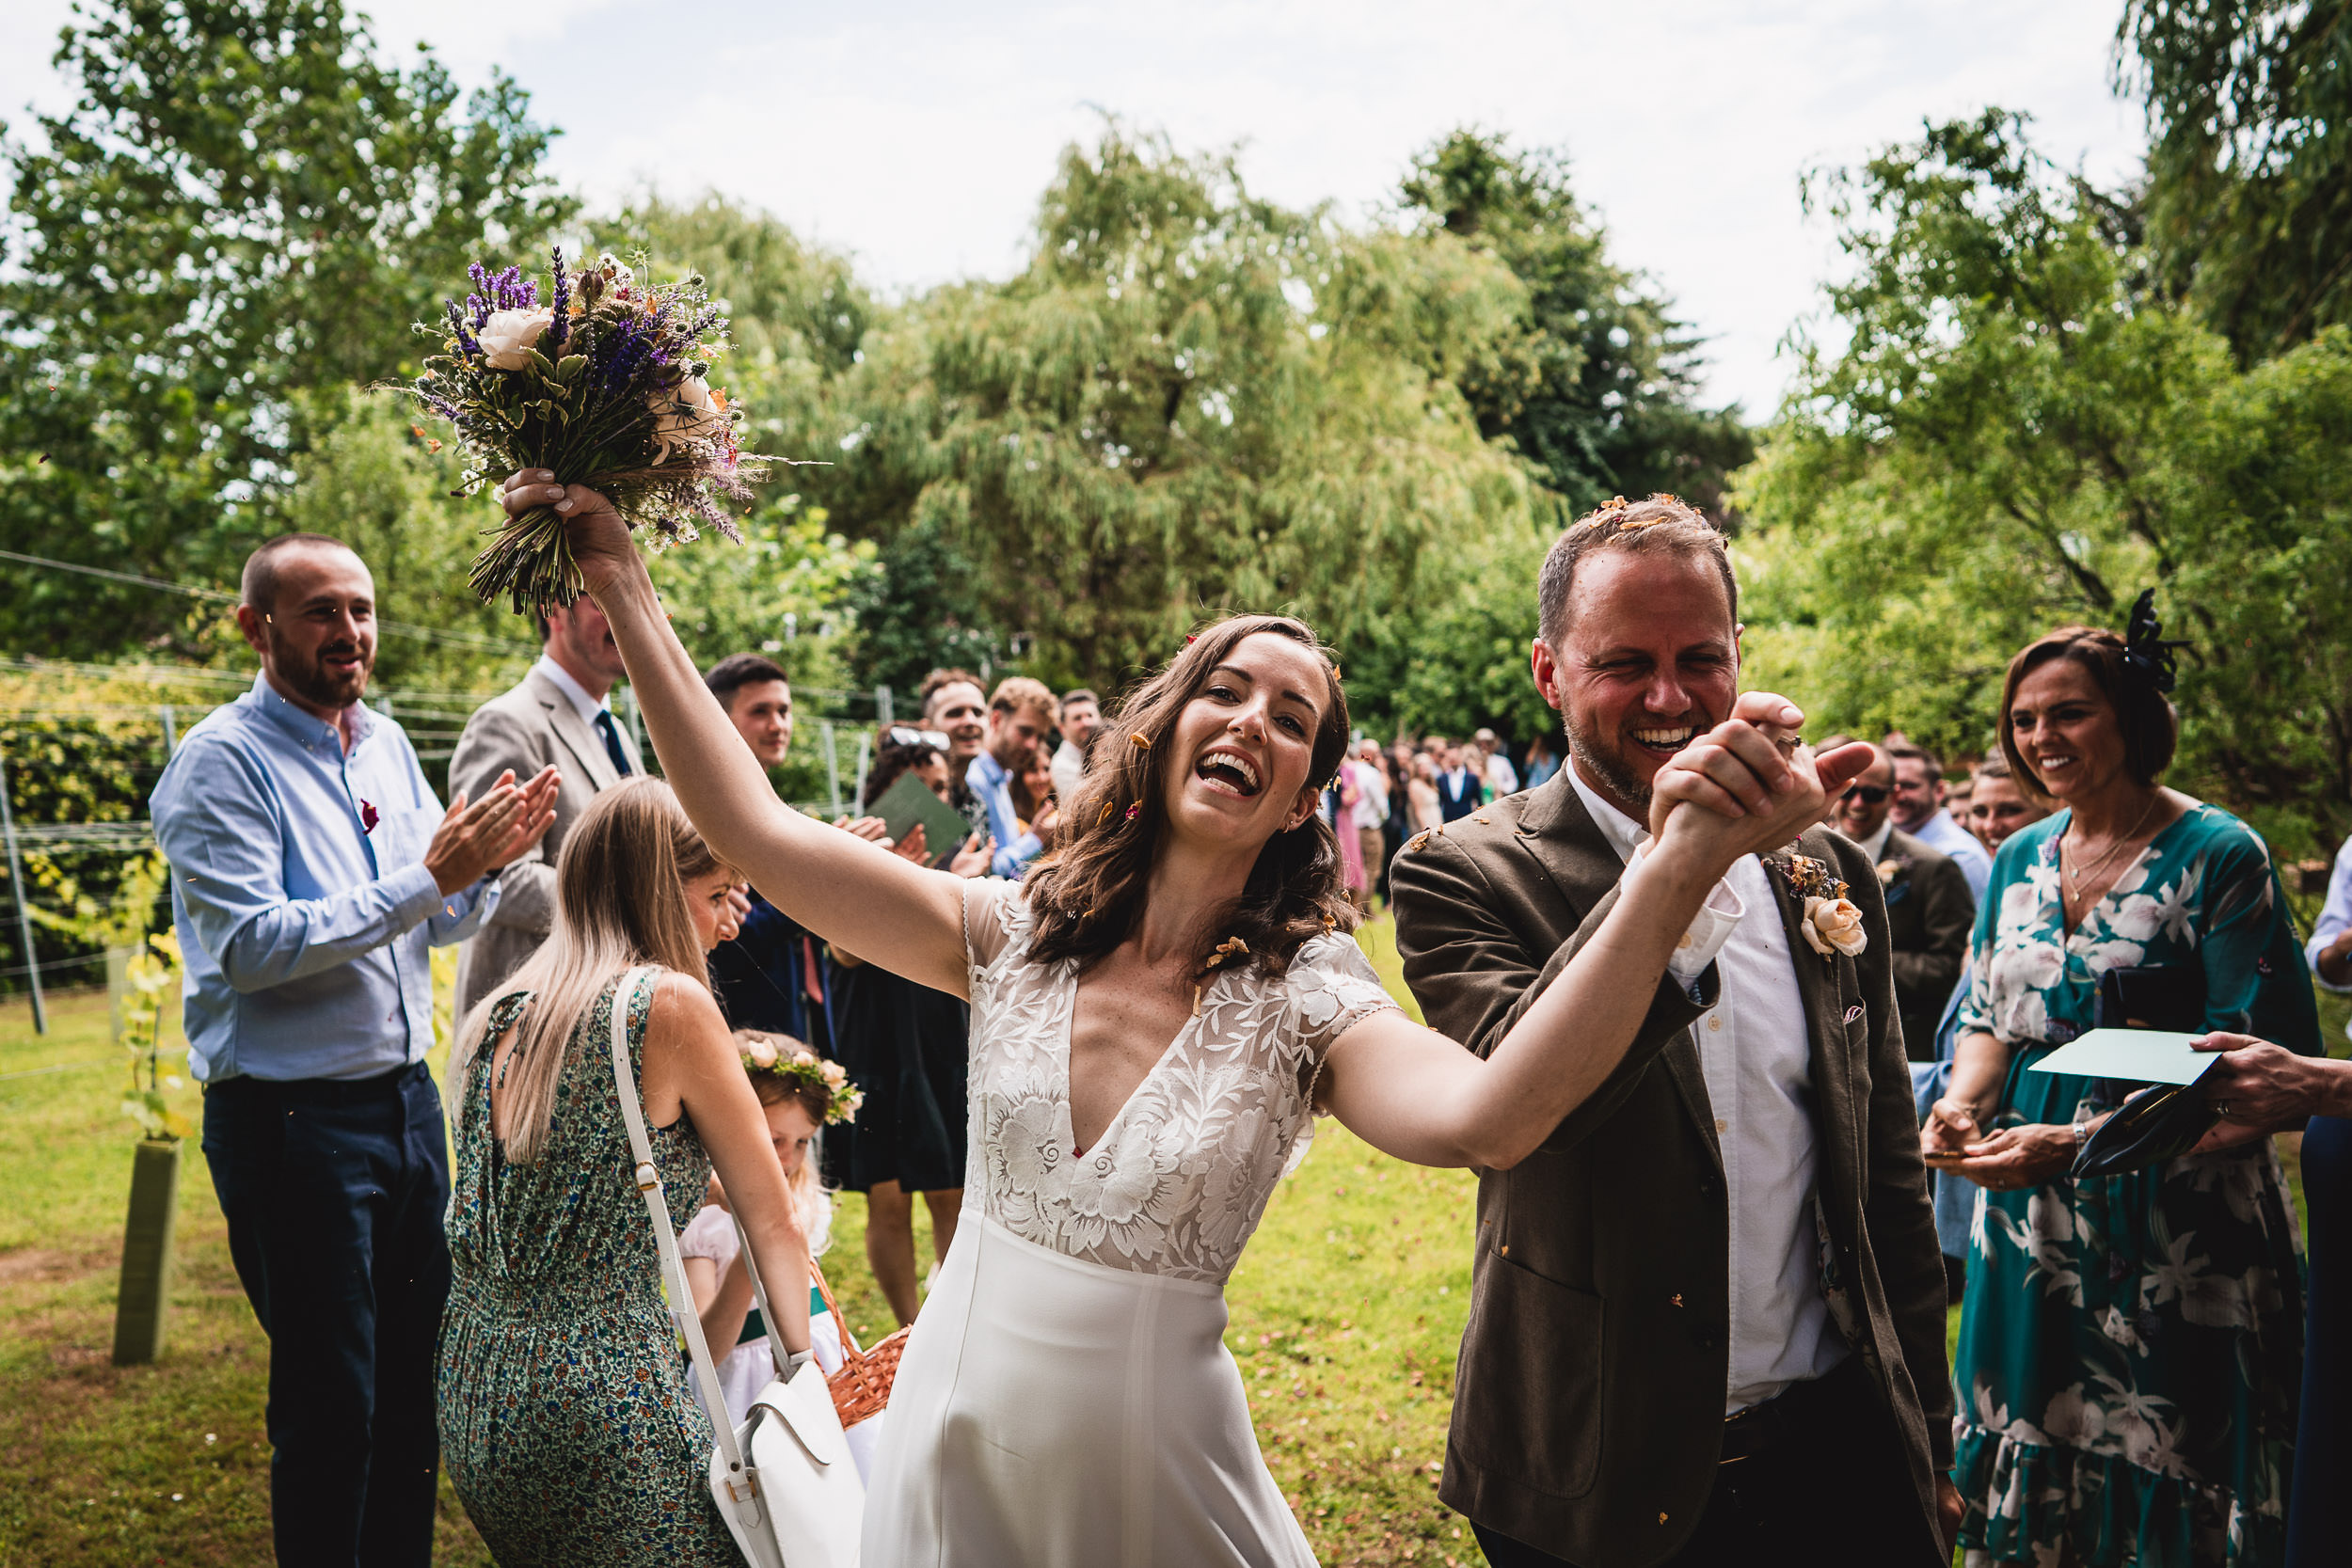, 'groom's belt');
1715,1355,1860,1465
